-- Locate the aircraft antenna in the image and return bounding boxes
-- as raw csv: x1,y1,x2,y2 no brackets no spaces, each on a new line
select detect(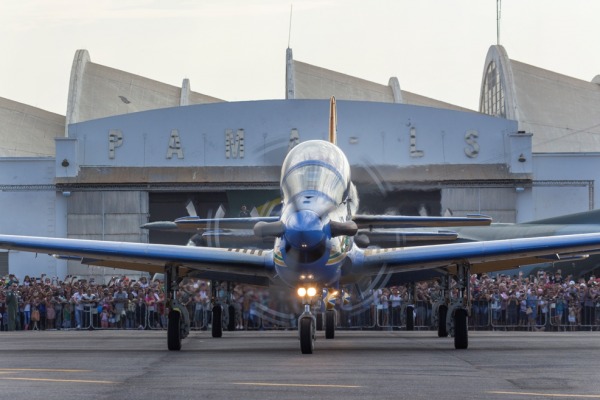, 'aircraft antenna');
496,0,501,45
288,4,293,48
